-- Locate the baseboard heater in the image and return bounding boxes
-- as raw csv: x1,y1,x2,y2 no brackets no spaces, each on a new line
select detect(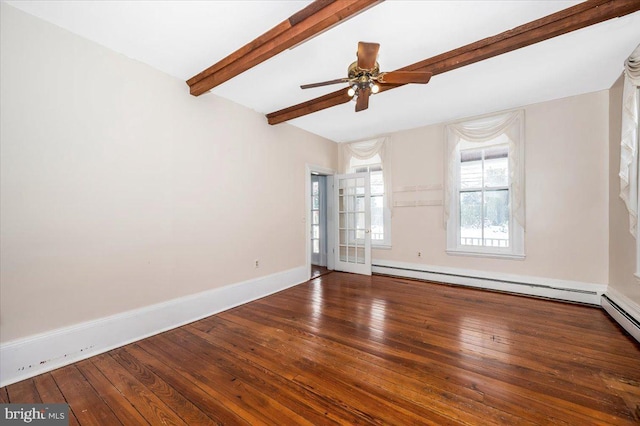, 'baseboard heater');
372,263,602,305
601,295,640,342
